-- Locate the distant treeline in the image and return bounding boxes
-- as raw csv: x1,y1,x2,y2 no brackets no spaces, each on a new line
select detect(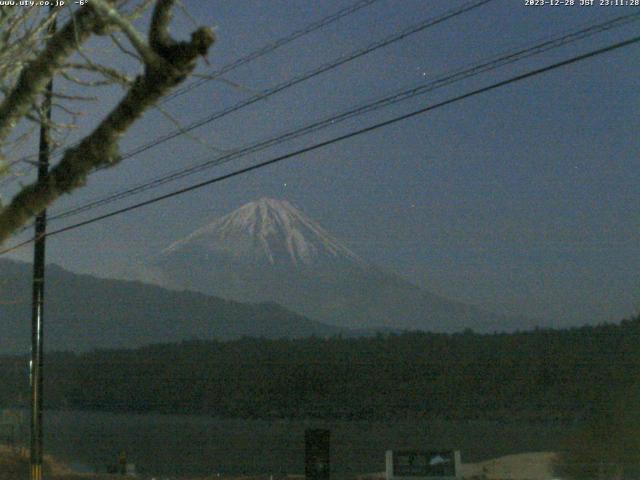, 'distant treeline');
1,316,639,421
